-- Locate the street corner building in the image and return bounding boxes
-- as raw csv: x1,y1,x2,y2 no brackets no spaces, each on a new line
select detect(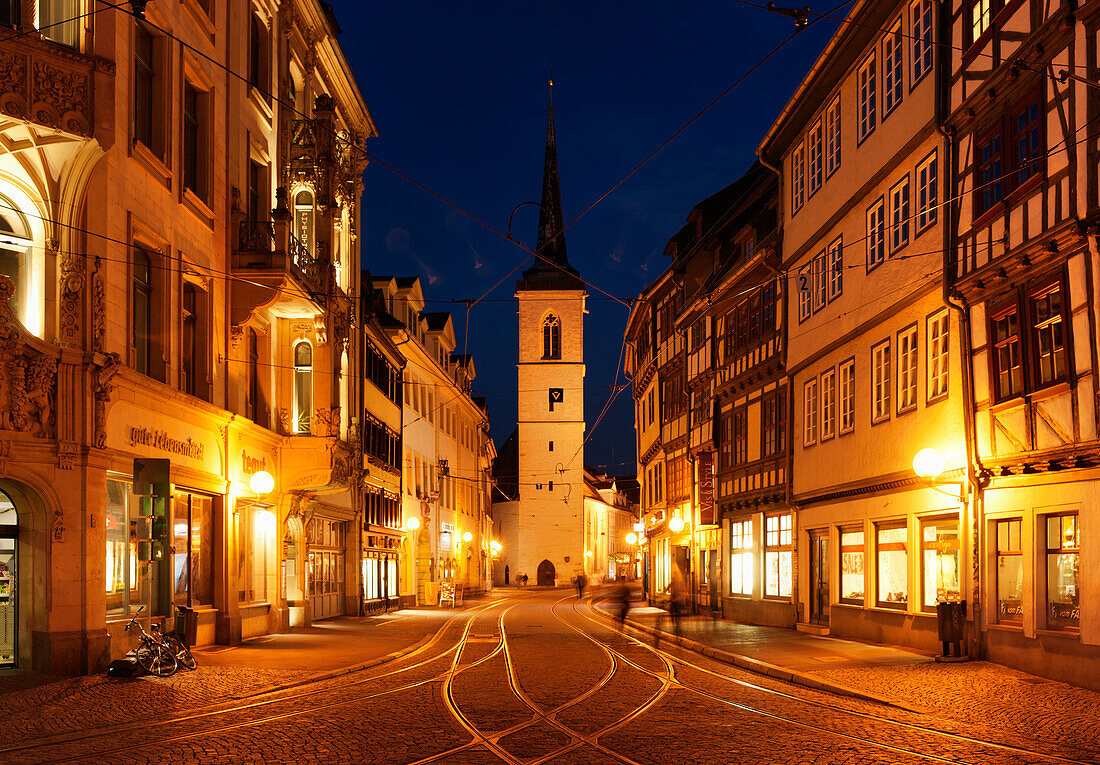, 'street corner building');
626,0,1100,690
0,0,499,674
